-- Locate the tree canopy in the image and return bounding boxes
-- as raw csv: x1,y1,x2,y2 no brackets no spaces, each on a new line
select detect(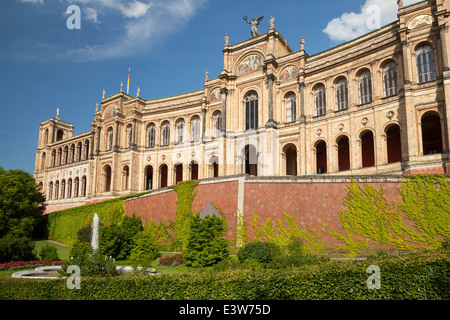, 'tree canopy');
0,167,46,238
